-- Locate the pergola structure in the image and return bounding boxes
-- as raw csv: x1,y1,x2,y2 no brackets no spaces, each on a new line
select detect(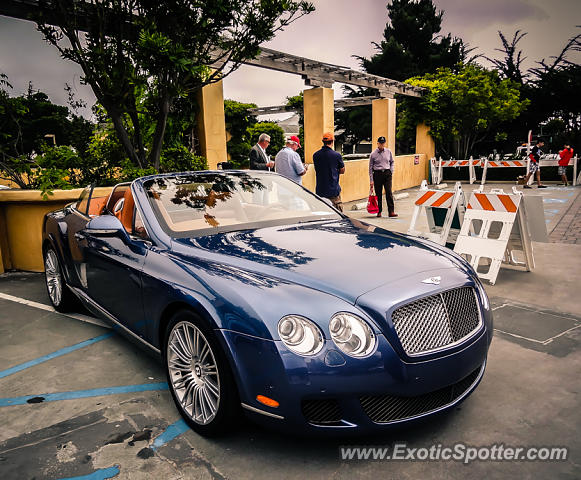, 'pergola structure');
1,0,435,184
